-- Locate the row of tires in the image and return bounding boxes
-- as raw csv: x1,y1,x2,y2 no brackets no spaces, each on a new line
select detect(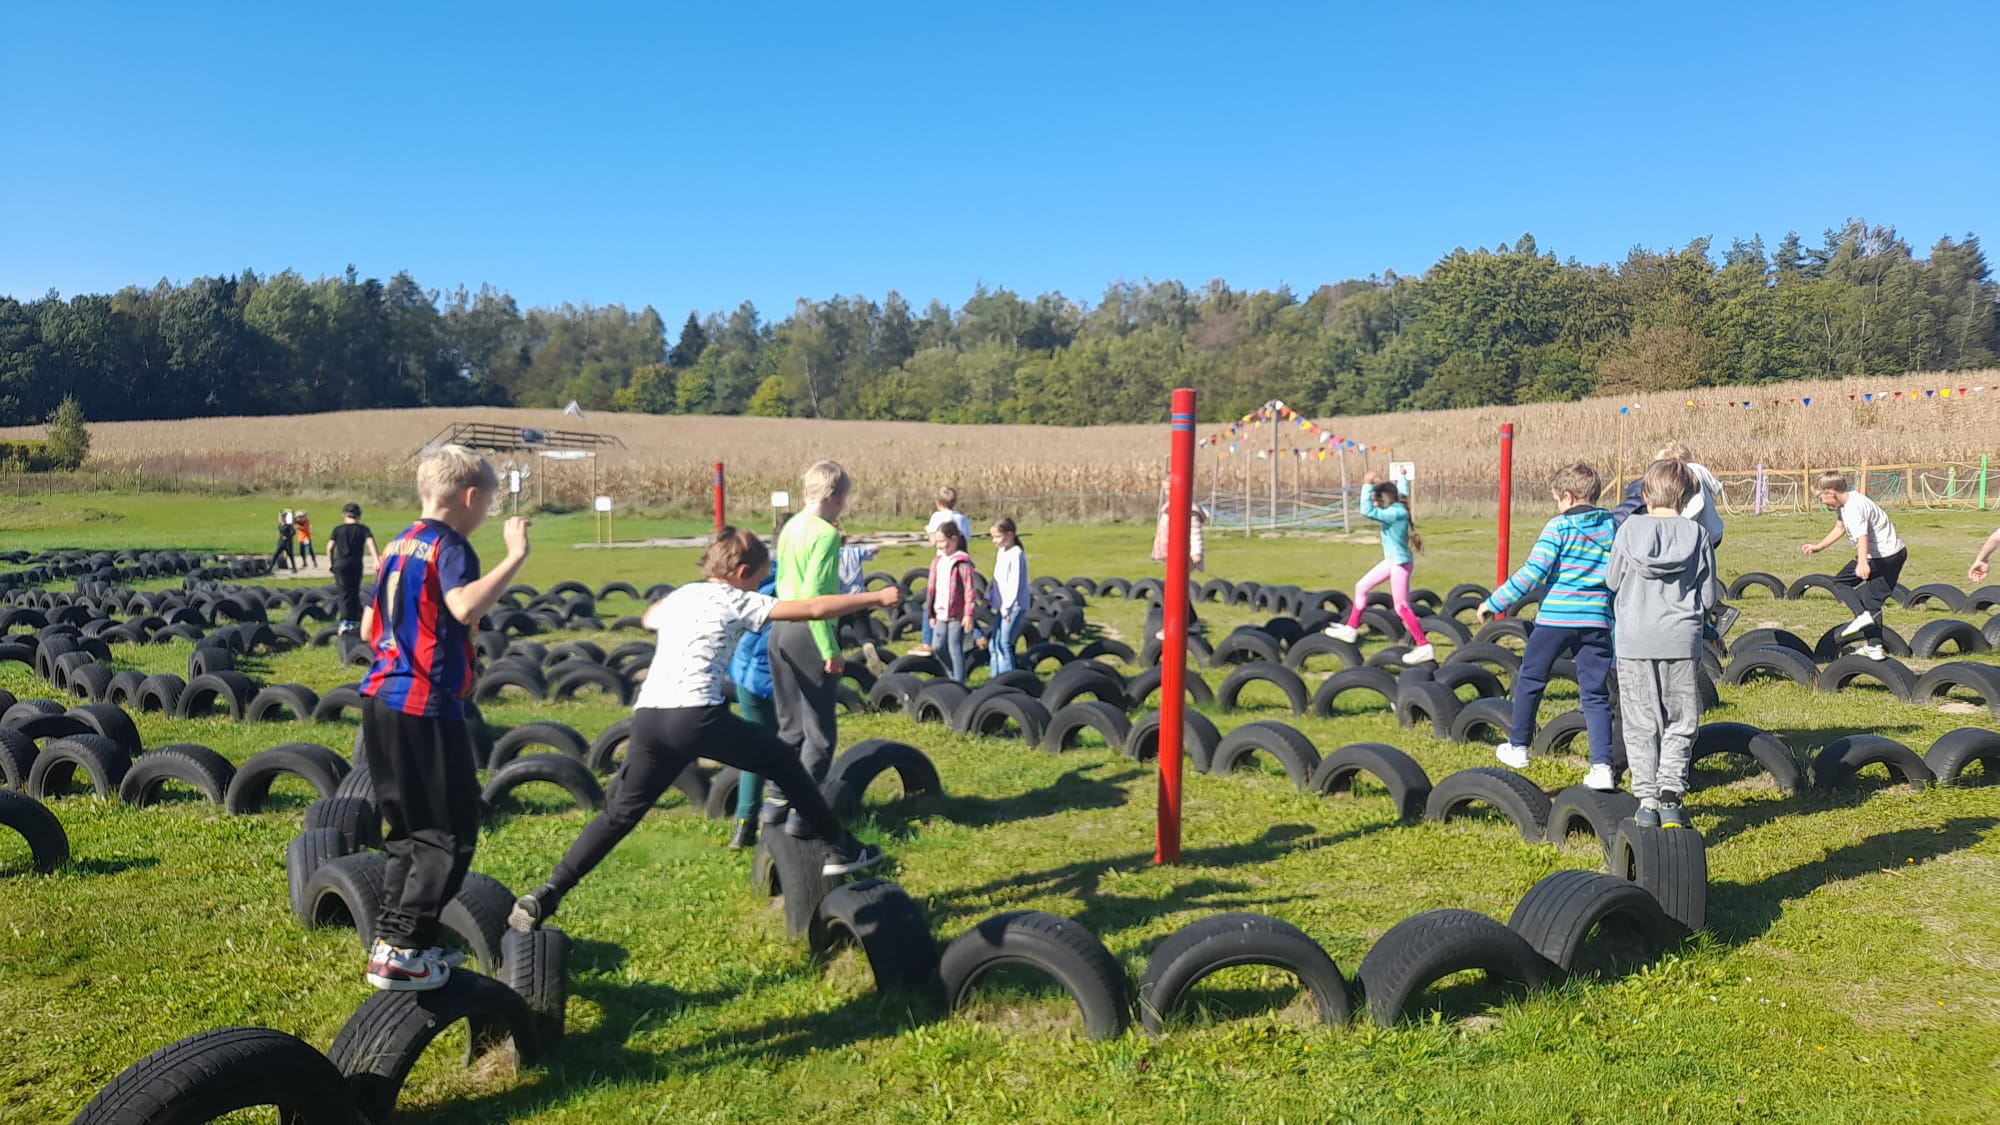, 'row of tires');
1724,647,2000,715
1728,570,2000,613
754,843,1701,1043
70,841,1706,1124
72,959,564,1124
